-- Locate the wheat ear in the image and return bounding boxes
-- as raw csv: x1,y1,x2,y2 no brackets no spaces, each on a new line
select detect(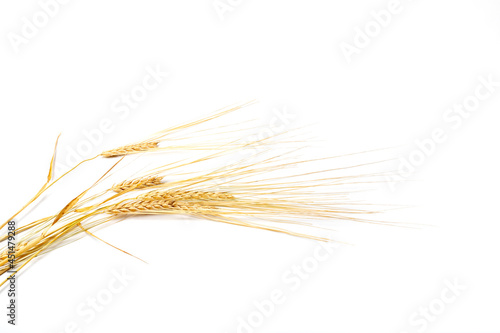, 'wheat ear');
112,175,164,192
101,142,159,158
106,199,216,214
138,189,234,201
